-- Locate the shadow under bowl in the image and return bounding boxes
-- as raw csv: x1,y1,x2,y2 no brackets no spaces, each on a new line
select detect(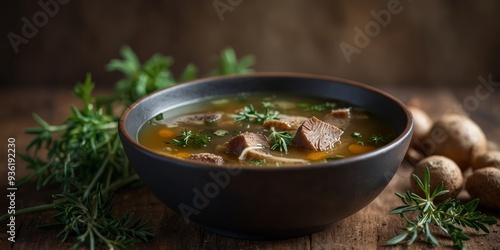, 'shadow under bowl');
118,73,414,240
